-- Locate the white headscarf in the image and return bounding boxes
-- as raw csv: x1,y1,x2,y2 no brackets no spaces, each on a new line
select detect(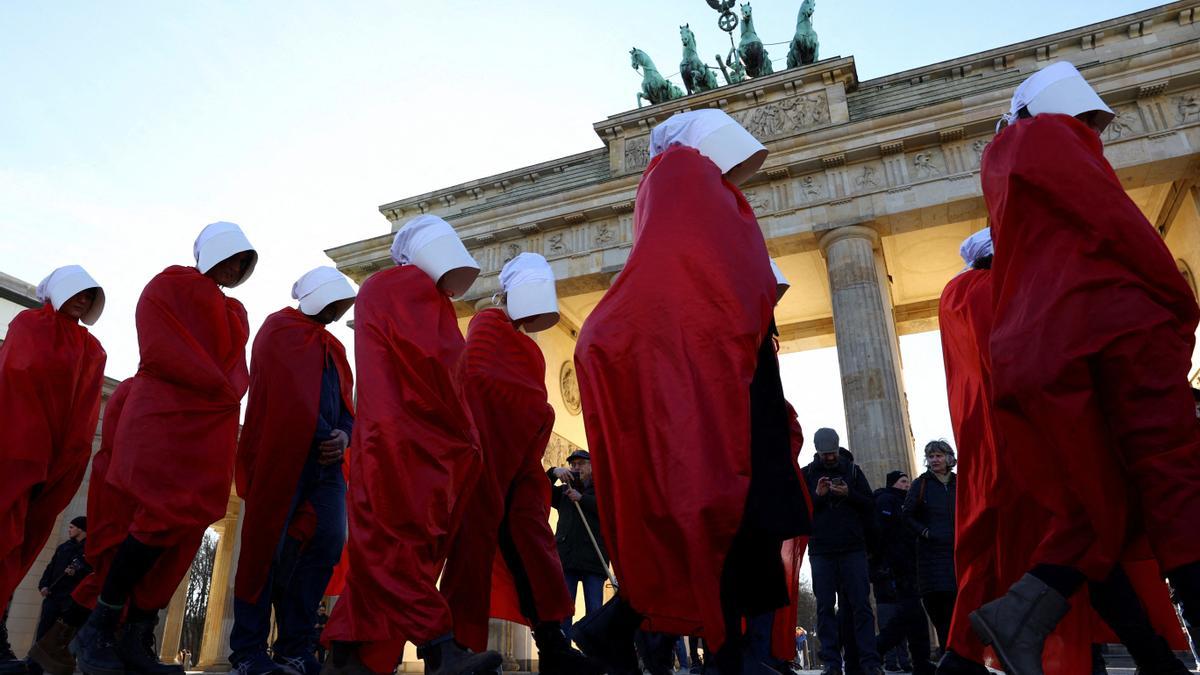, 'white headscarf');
194,221,257,287
500,252,558,331
292,266,357,318
999,61,1114,132
769,259,790,302
390,214,480,297
649,109,768,185
36,265,105,325
959,228,994,269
